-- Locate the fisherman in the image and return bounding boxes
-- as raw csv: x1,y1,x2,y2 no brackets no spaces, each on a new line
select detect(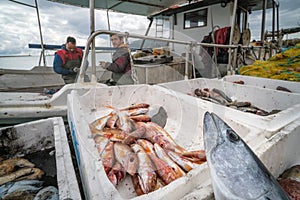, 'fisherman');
99,33,134,85
53,36,83,84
